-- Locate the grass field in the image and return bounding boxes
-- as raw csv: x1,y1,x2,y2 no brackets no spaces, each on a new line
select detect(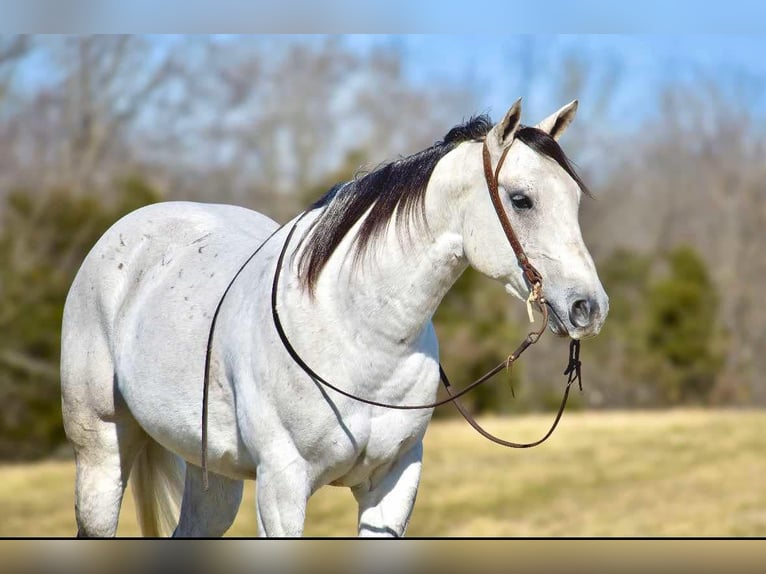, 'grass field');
1,409,765,537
